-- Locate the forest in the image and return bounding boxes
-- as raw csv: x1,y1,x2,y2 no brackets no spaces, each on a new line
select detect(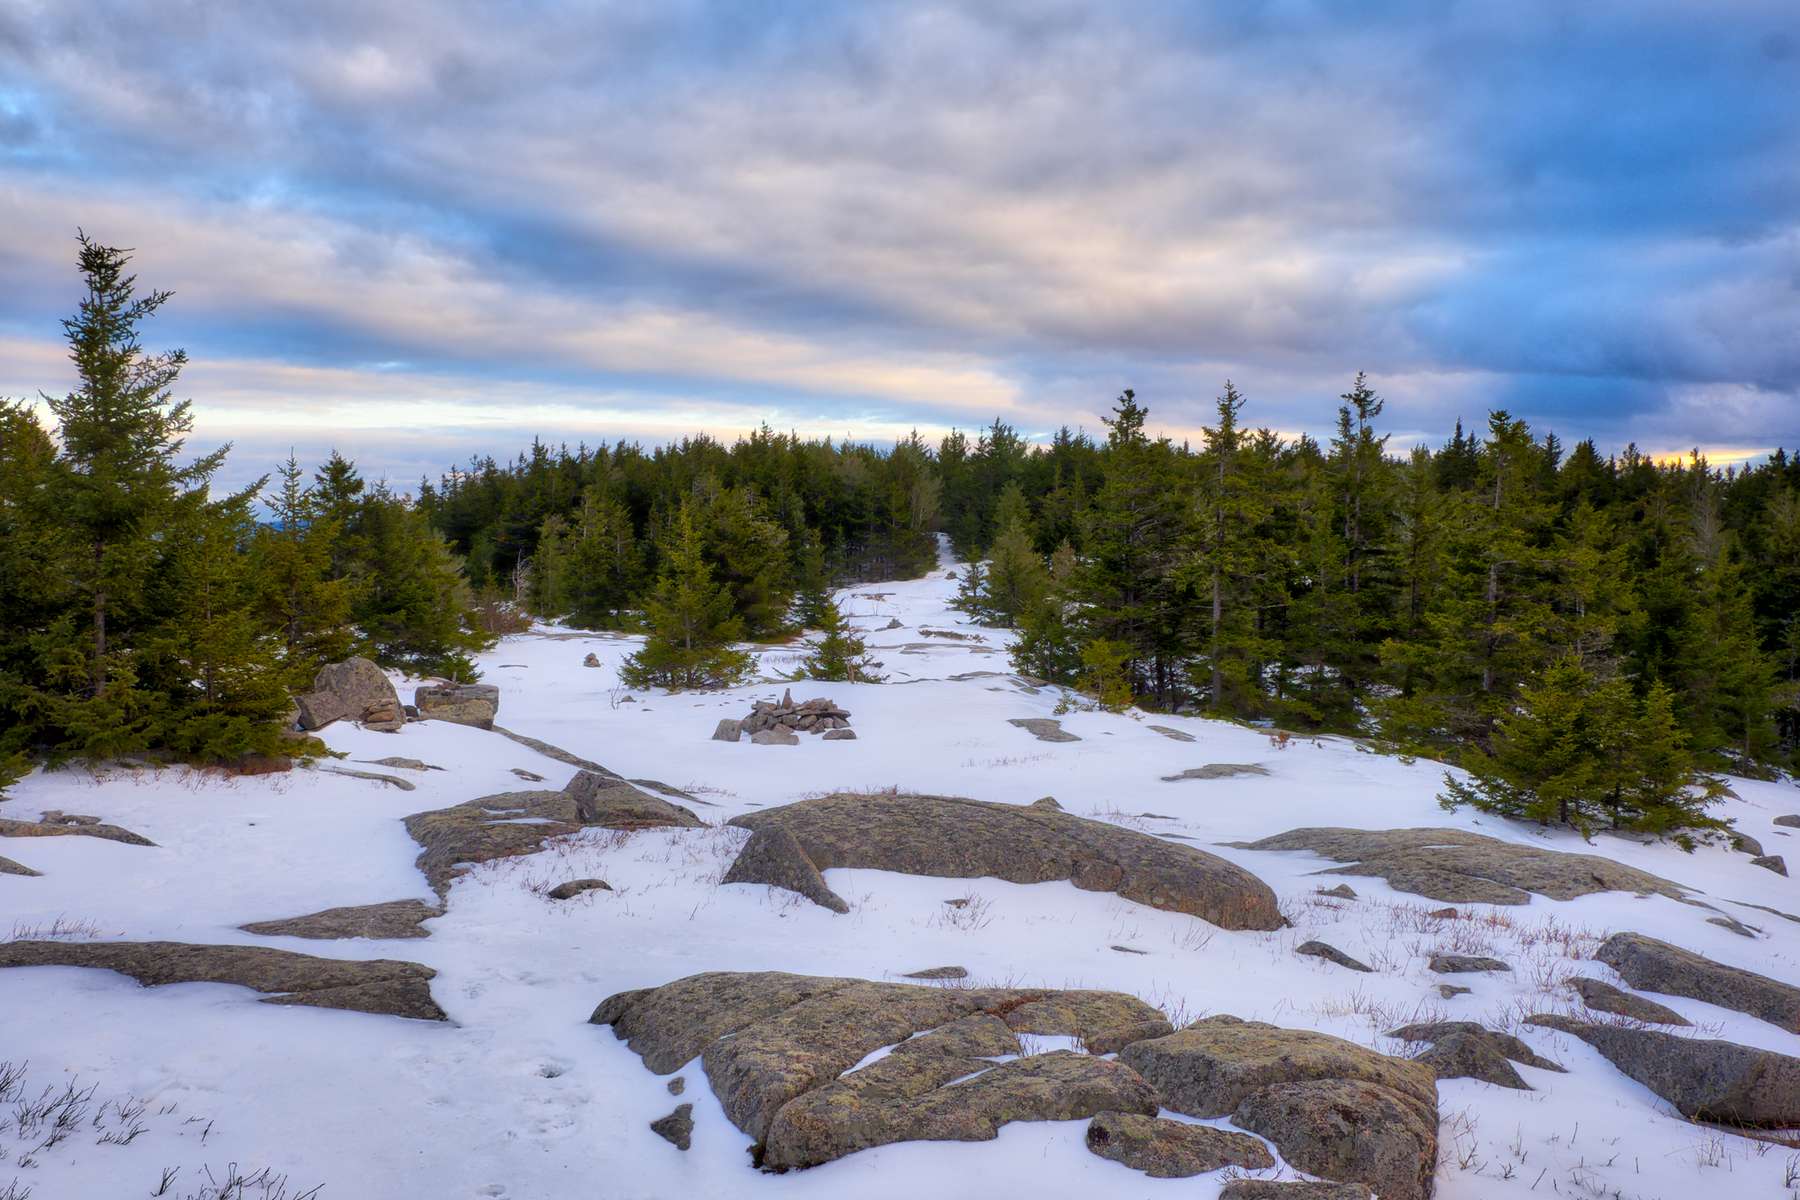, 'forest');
3,240,1797,838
